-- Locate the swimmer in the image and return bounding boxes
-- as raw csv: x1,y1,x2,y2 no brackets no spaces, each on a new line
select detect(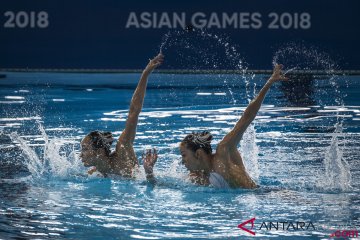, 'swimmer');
179,64,288,188
80,53,164,179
